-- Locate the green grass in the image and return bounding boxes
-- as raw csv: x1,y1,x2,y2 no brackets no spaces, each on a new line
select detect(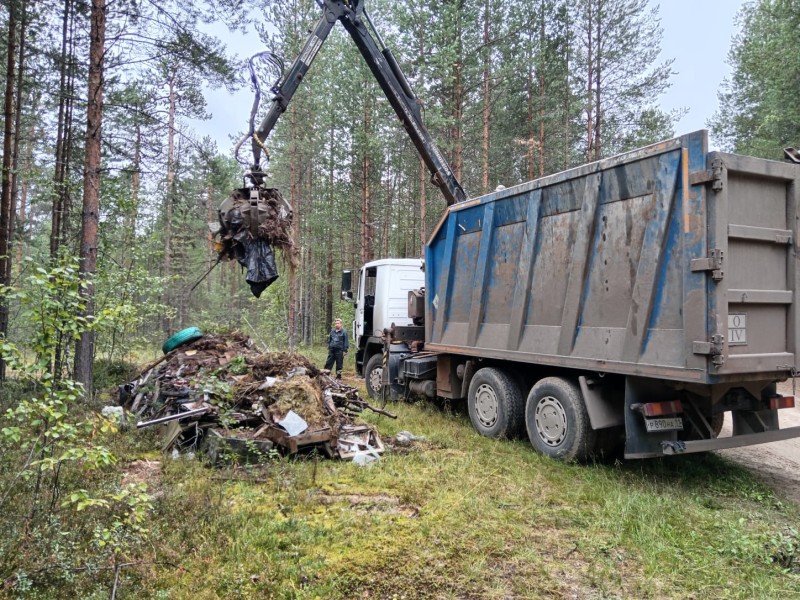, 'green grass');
120,392,800,600
3,365,799,599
